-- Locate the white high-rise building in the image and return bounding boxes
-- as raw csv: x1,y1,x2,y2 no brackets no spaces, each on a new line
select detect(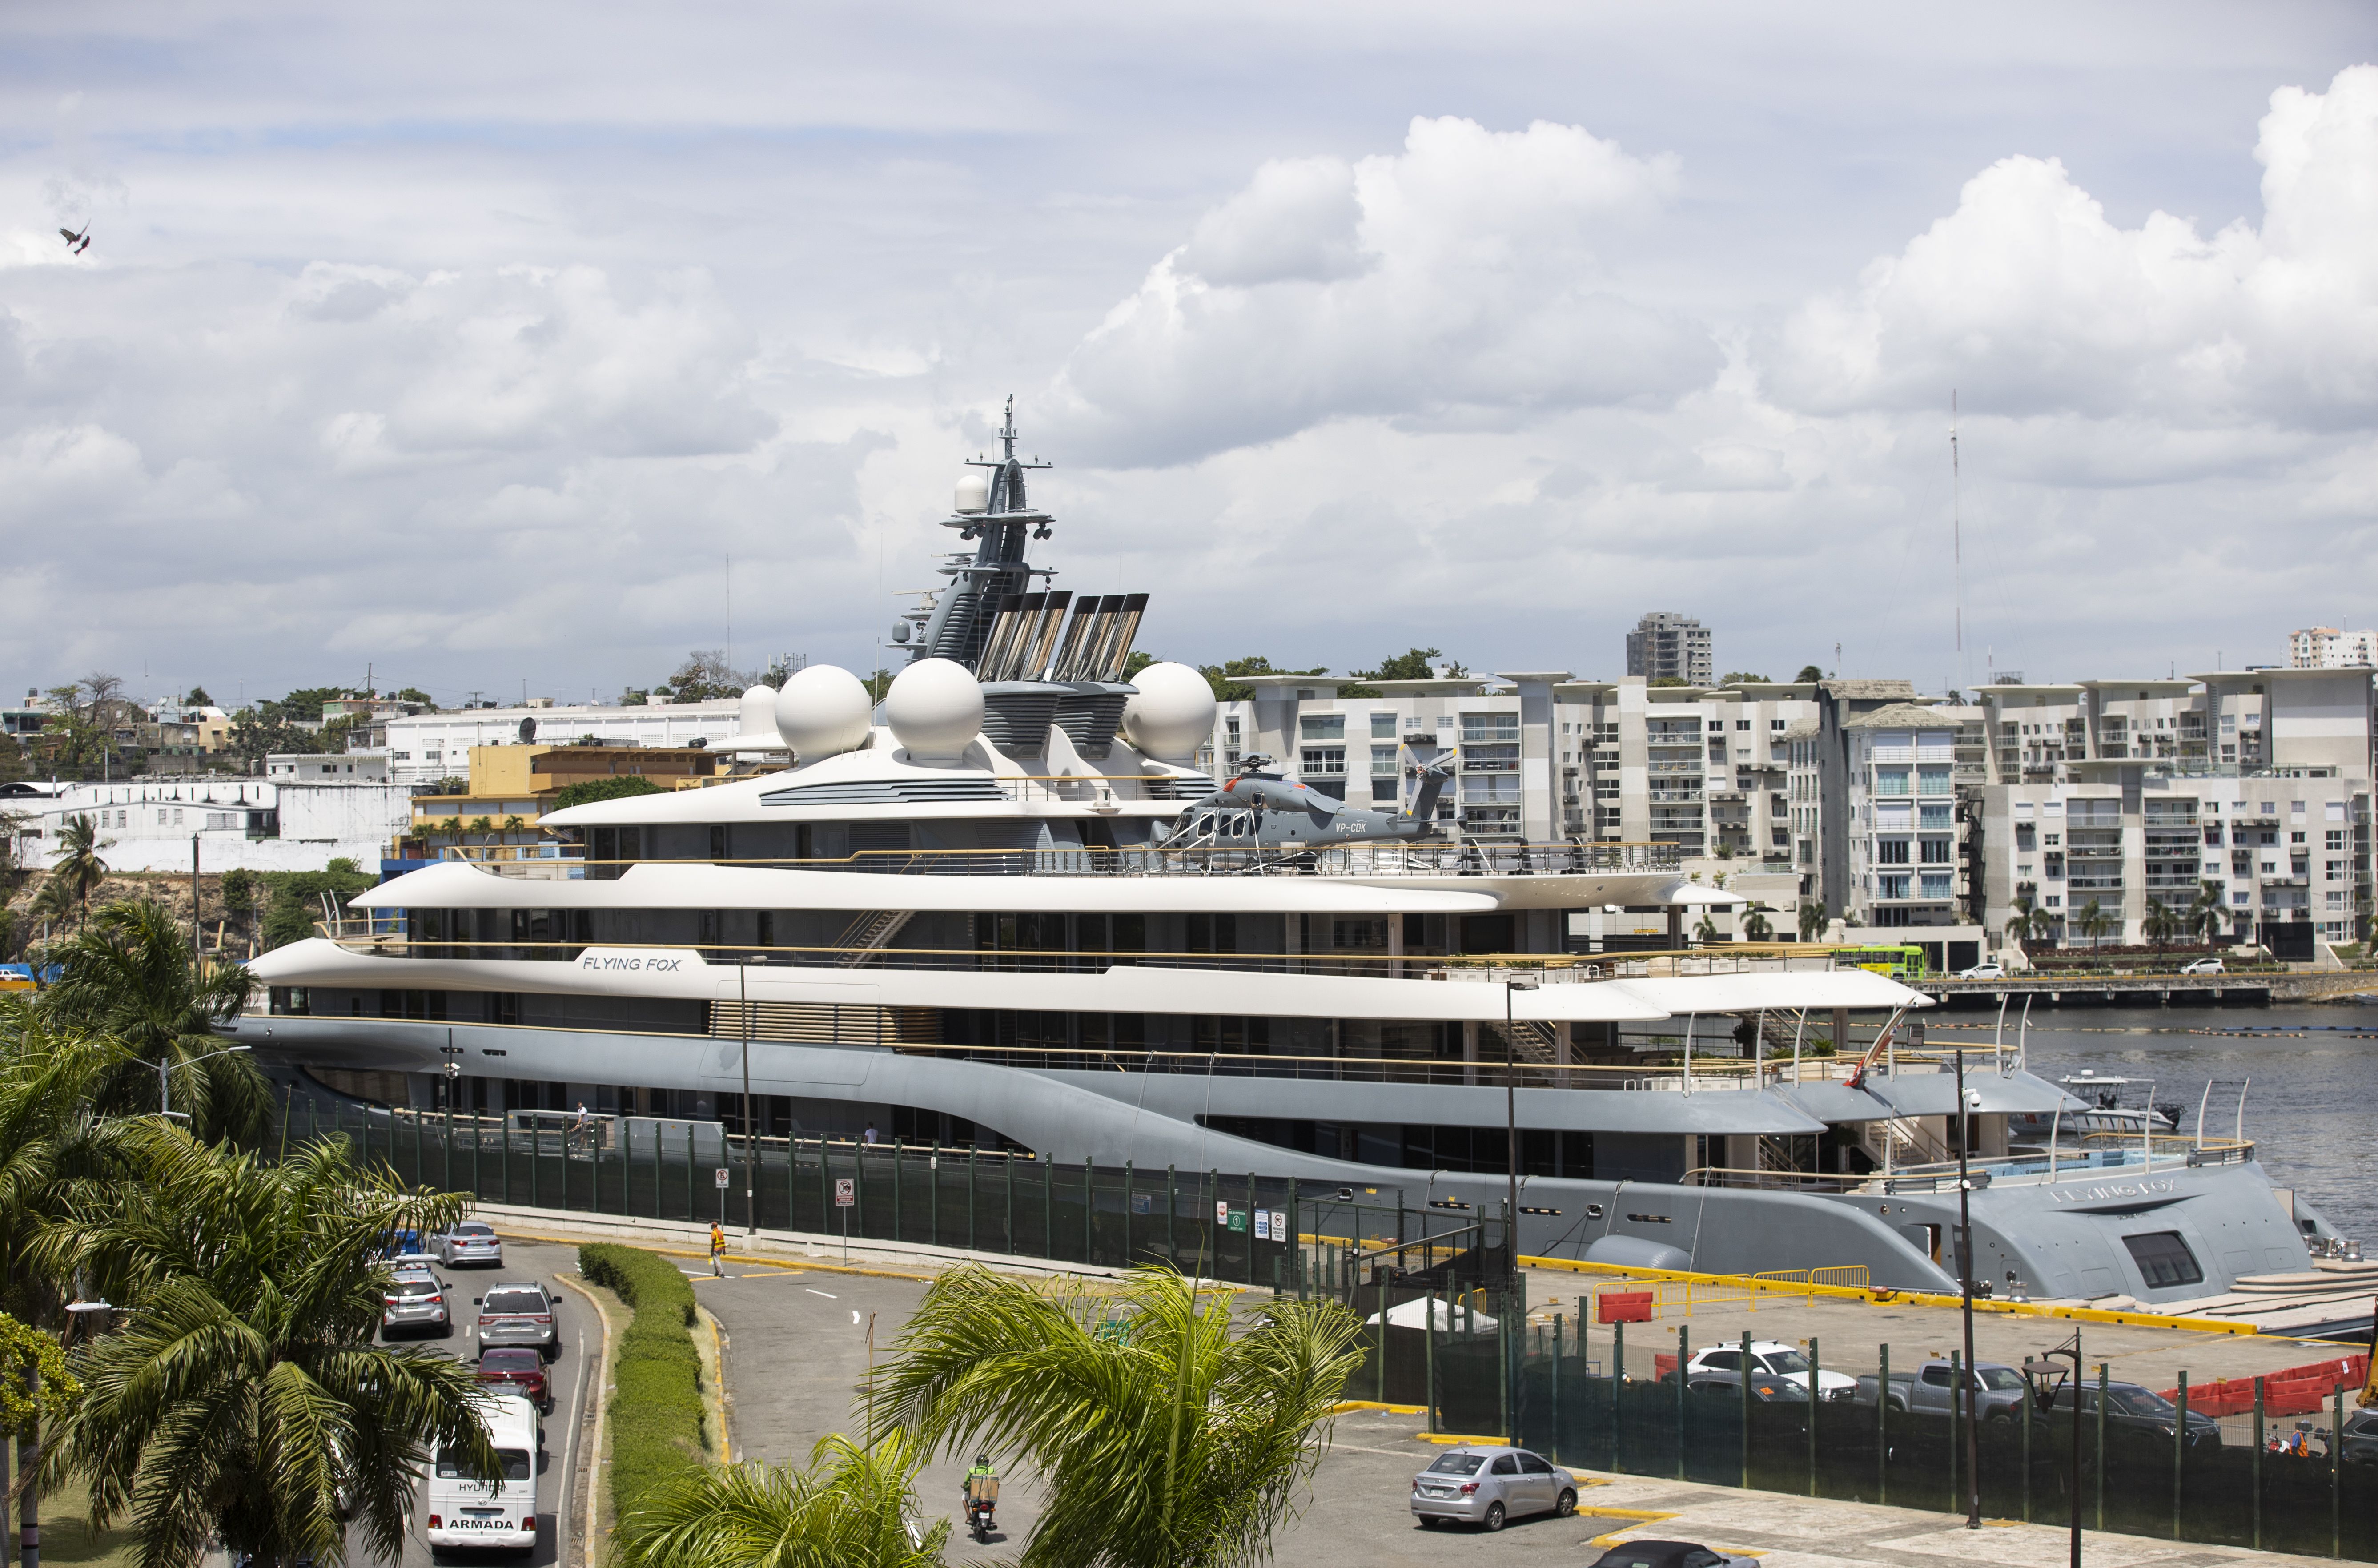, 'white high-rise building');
2290,627,2378,669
